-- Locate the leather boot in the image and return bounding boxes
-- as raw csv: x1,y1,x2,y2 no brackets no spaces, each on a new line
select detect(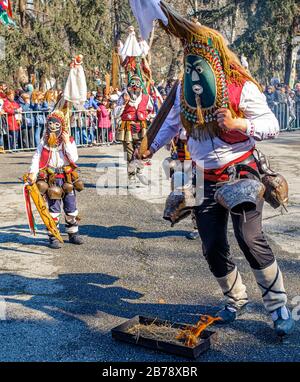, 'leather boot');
69,233,84,245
